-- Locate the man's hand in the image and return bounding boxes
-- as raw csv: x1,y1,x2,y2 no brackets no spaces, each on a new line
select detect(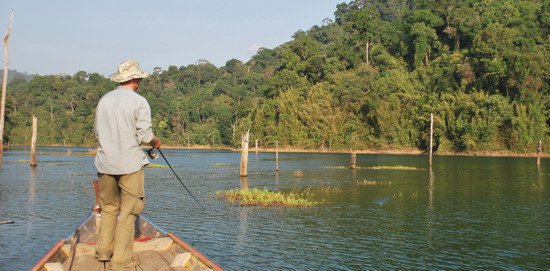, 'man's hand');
150,136,161,149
